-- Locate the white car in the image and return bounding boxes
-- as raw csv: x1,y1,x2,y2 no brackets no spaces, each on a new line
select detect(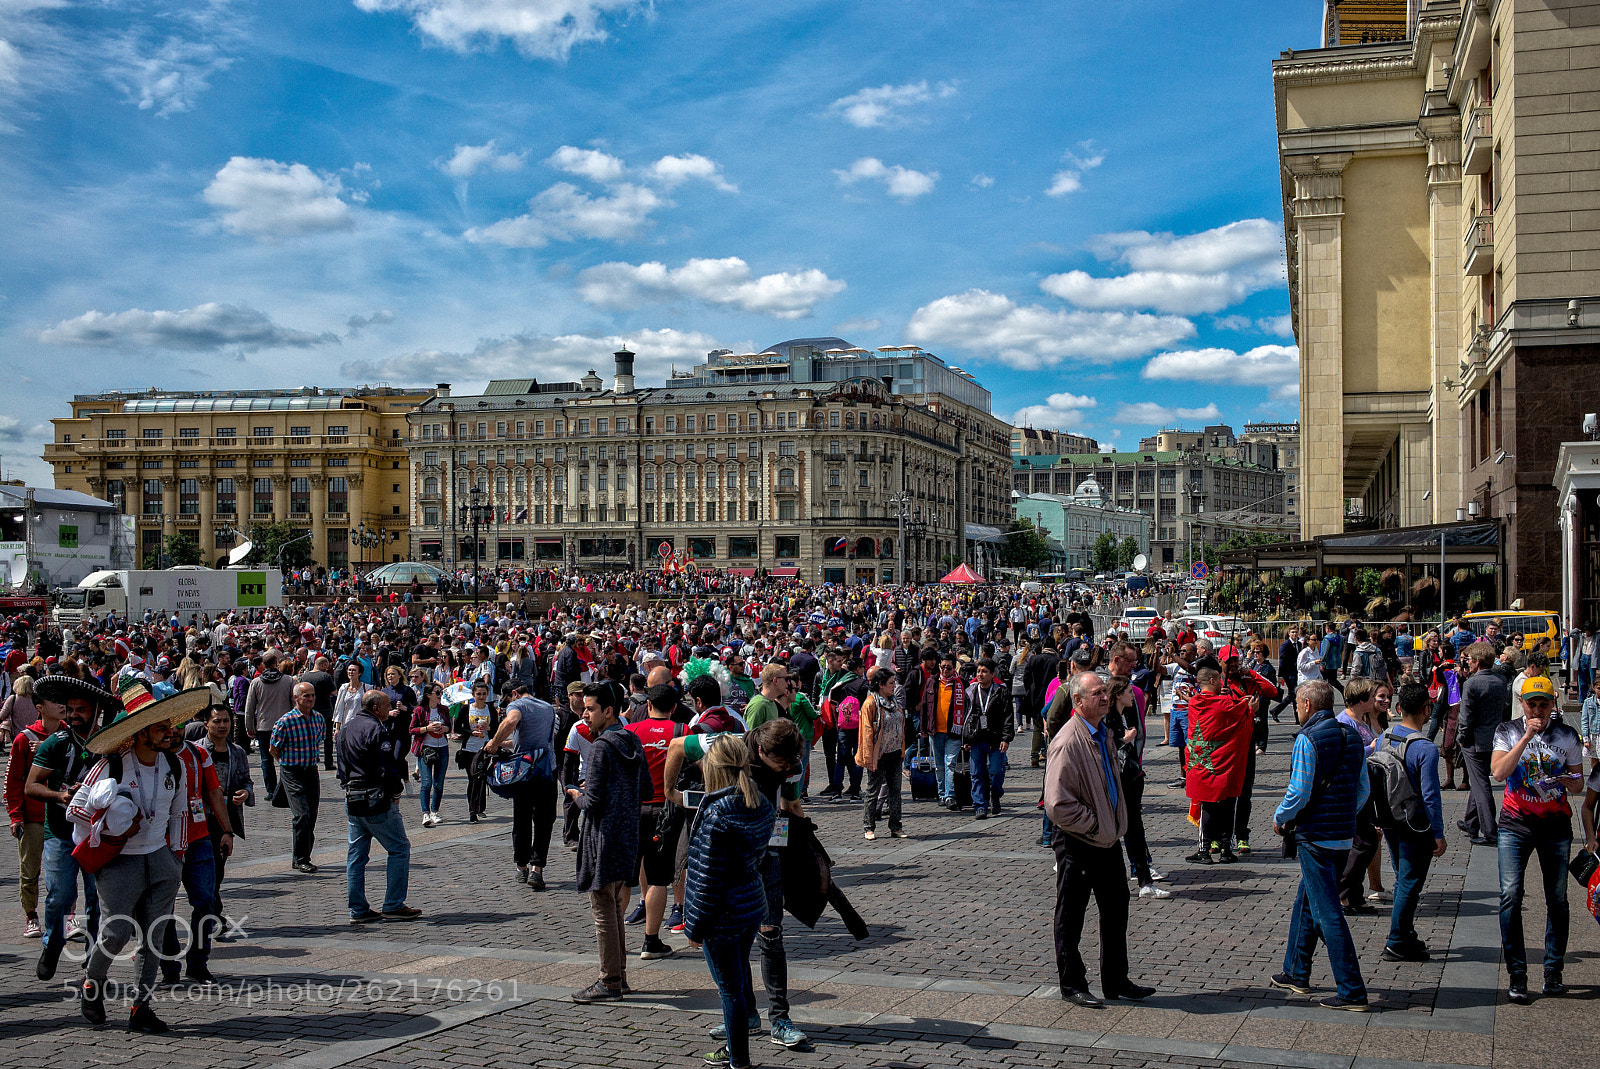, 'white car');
1183,596,1204,614
1115,607,1160,635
